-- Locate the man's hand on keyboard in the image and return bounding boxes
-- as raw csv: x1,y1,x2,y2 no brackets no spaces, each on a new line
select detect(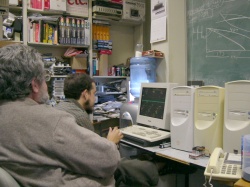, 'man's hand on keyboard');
107,127,124,144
